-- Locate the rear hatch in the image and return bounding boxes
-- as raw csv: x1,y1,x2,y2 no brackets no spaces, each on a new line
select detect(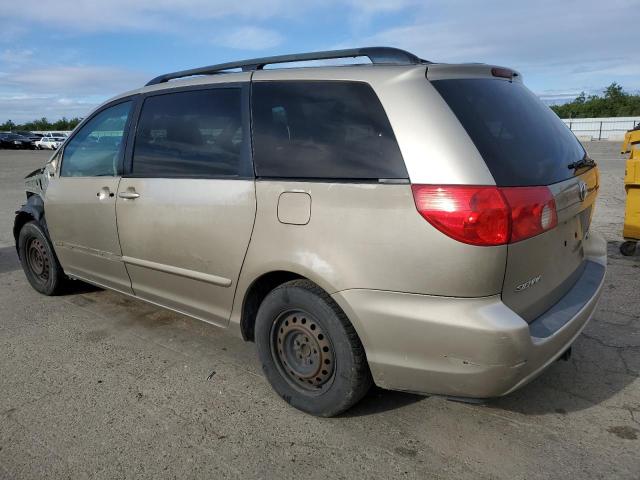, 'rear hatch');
431,71,598,321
